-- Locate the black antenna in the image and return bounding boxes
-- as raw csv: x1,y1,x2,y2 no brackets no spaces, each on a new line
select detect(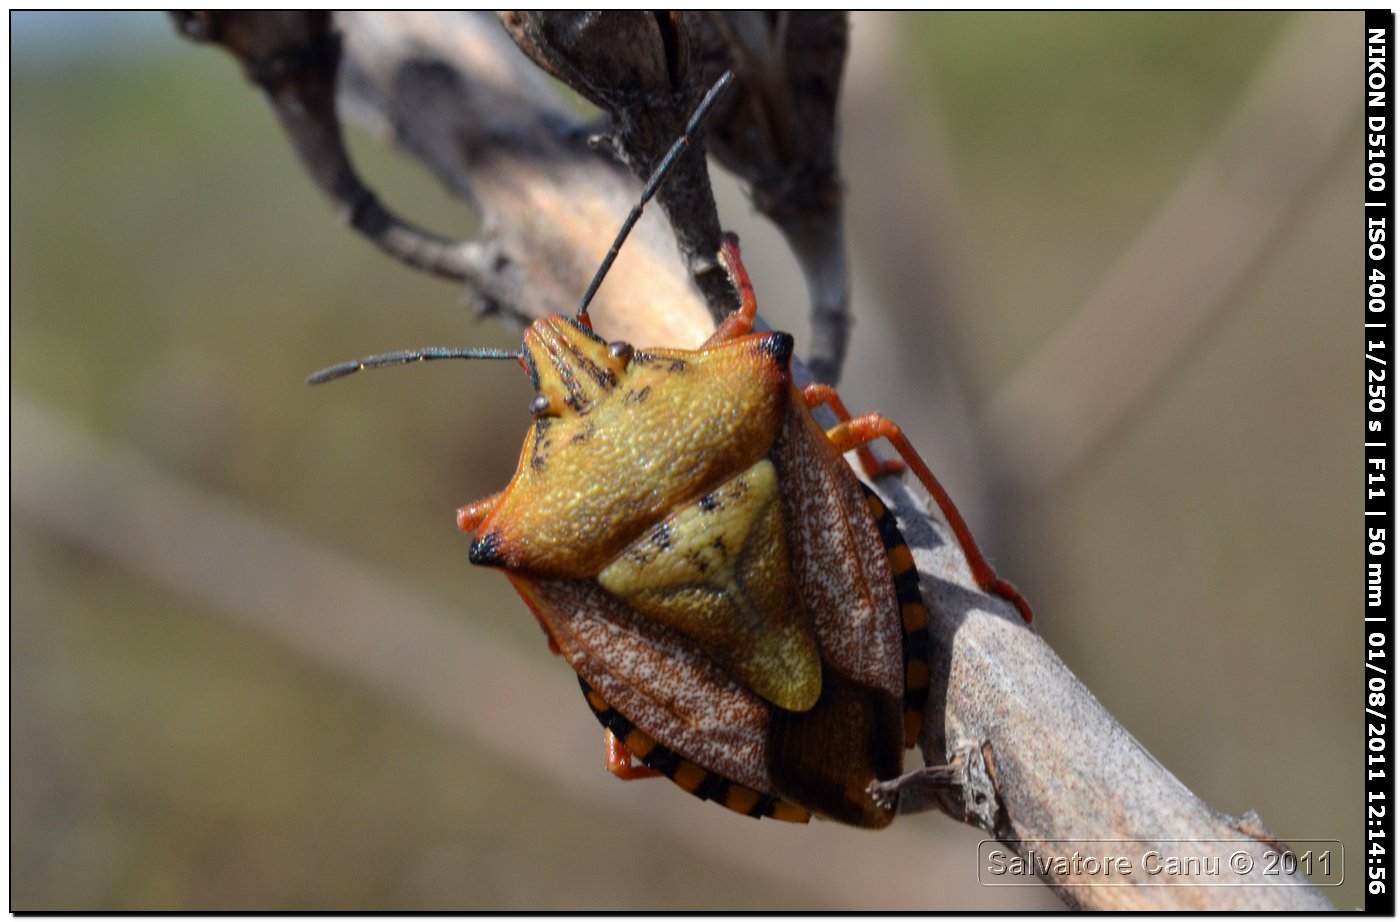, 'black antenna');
307,346,520,386
575,69,734,321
